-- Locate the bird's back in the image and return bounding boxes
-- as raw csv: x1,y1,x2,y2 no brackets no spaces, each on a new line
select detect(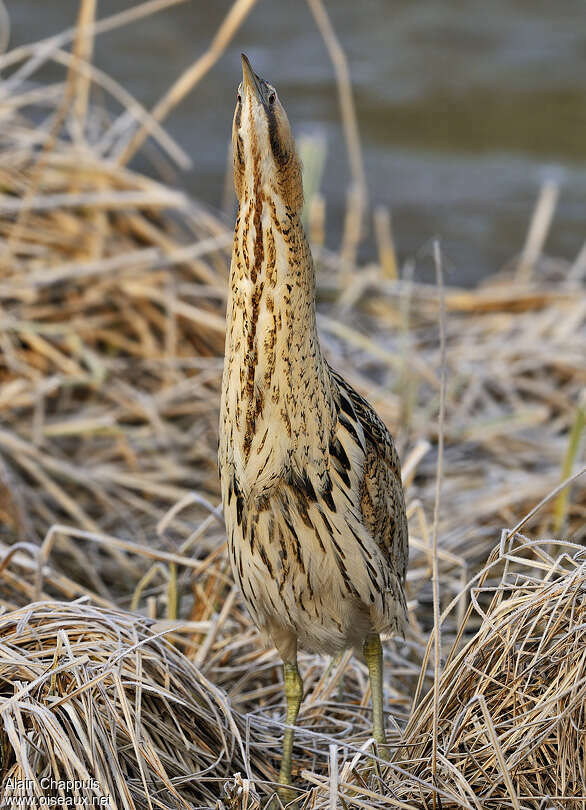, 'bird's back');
329,364,408,595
